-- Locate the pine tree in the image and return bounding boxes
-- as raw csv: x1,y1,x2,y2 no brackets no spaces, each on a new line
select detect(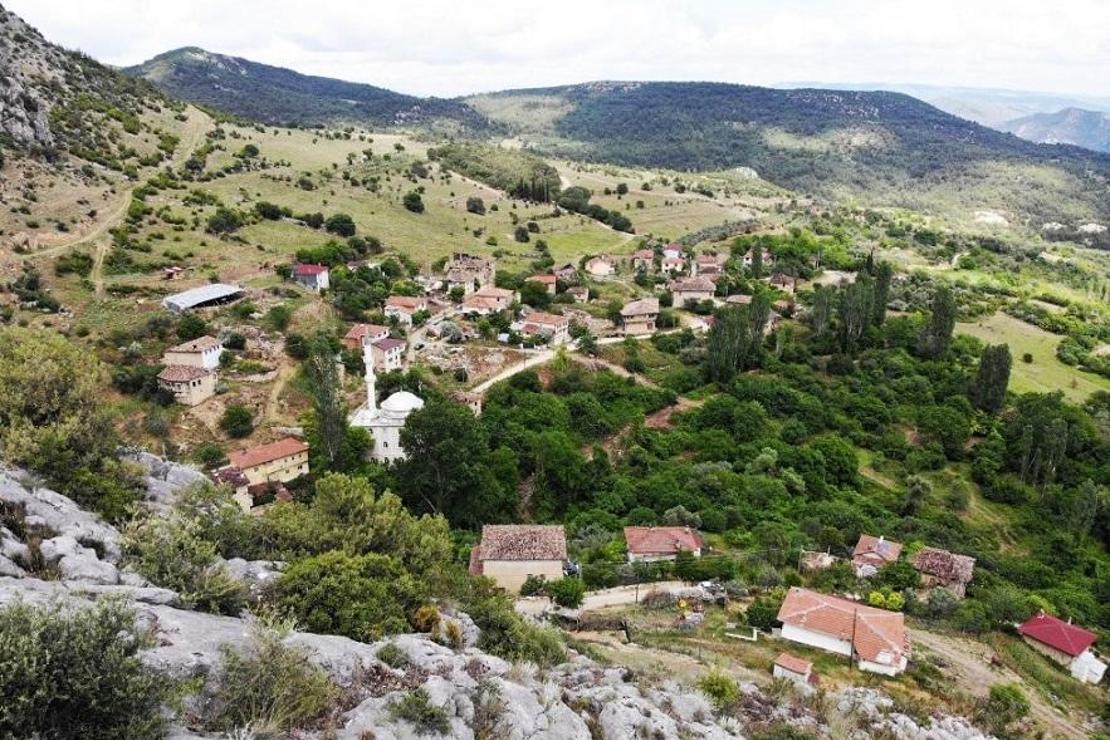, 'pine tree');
973,343,1012,413
305,342,349,472
750,244,763,279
